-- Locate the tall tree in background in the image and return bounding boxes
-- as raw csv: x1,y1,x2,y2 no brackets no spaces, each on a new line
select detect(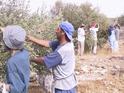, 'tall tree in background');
61,2,109,51
0,0,30,26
